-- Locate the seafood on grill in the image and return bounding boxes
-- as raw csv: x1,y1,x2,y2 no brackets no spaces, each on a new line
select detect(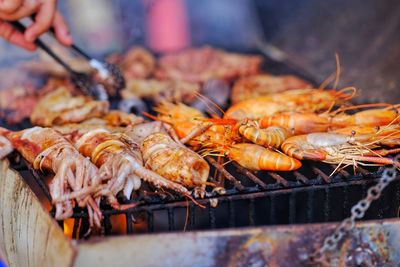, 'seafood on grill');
31,87,109,126
191,120,301,171
121,79,200,104
125,121,211,197
258,105,400,135
258,112,333,135
108,47,156,80
231,74,312,103
155,102,292,149
154,102,301,171
53,121,126,137
329,106,400,128
225,88,355,120
0,126,103,228
0,73,69,124
191,79,231,113
37,78,81,96
0,84,38,124
155,46,262,83
31,87,145,128
281,132,398,168
154,102,241,149
222,143,302,171
102,110,144,127
69,127,200,204
238,121,291,148
332,124,400,148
